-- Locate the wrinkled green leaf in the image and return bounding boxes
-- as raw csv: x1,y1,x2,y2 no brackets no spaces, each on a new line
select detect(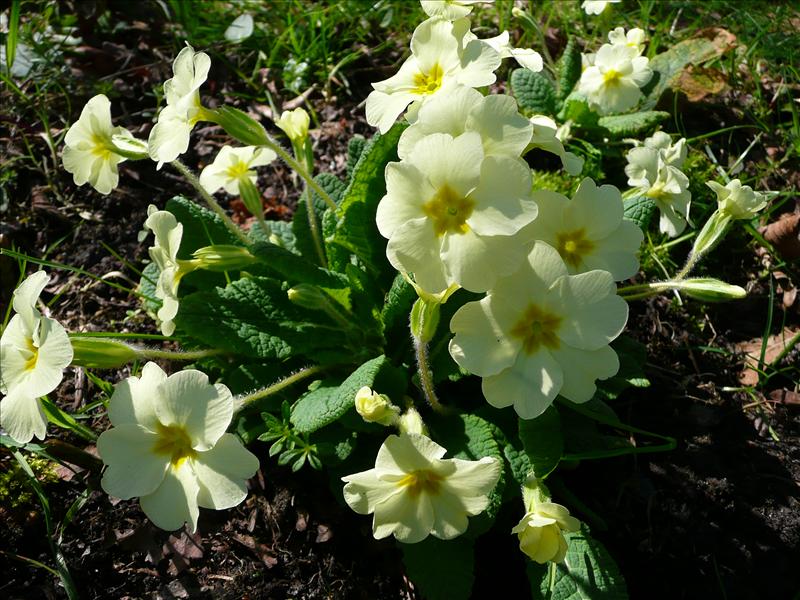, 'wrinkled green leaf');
557,38,582,101
512,68,558,116
293,173,346,263
518,406,563,479
597,111,670,138
622,195,657,230
346,134,367,179
250,240,349,289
